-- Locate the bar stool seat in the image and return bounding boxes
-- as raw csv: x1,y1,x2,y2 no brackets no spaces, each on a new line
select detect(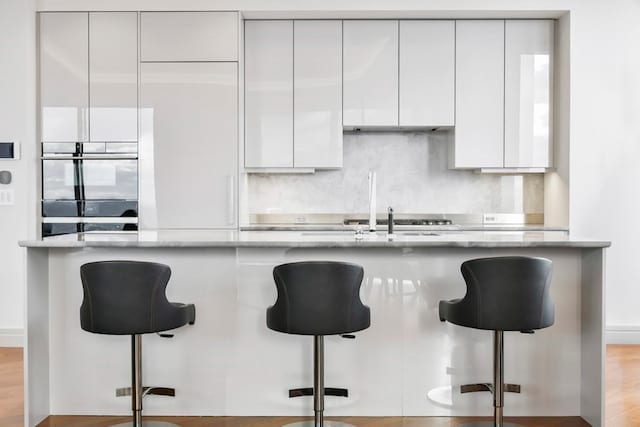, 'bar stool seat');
439,256,554,427
80,260,196,427
267,261,371,427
